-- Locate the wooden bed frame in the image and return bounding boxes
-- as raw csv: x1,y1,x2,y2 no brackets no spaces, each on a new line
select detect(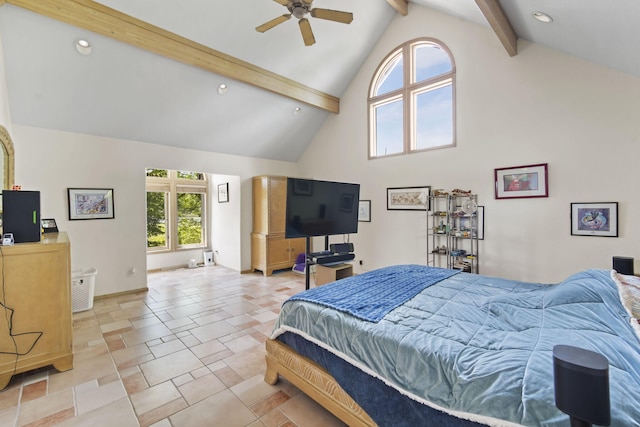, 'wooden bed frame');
264,338,377,427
